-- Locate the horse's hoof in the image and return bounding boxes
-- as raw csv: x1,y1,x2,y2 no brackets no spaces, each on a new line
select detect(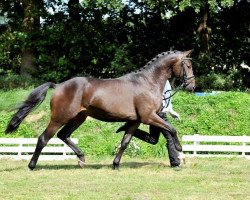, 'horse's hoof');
28,164,35,171
178,151,186,165
112,163,119,170
78,160,85,168
171,166,182,171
